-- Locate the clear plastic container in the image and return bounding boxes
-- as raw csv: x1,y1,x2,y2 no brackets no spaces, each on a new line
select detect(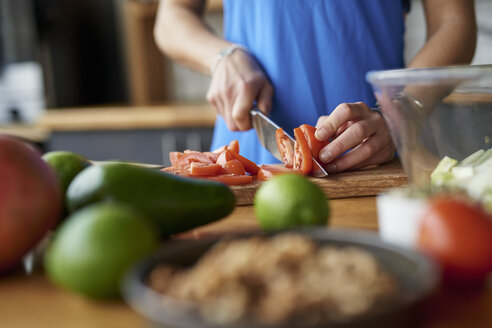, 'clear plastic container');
366,65,492,187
